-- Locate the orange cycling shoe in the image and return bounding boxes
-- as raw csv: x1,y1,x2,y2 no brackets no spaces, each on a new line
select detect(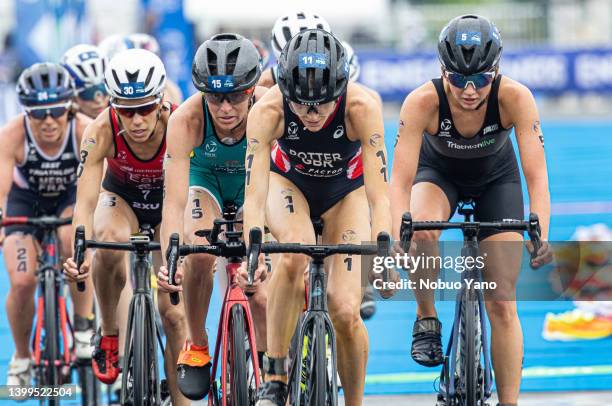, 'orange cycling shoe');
177,340,212,400
91,329,120,384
